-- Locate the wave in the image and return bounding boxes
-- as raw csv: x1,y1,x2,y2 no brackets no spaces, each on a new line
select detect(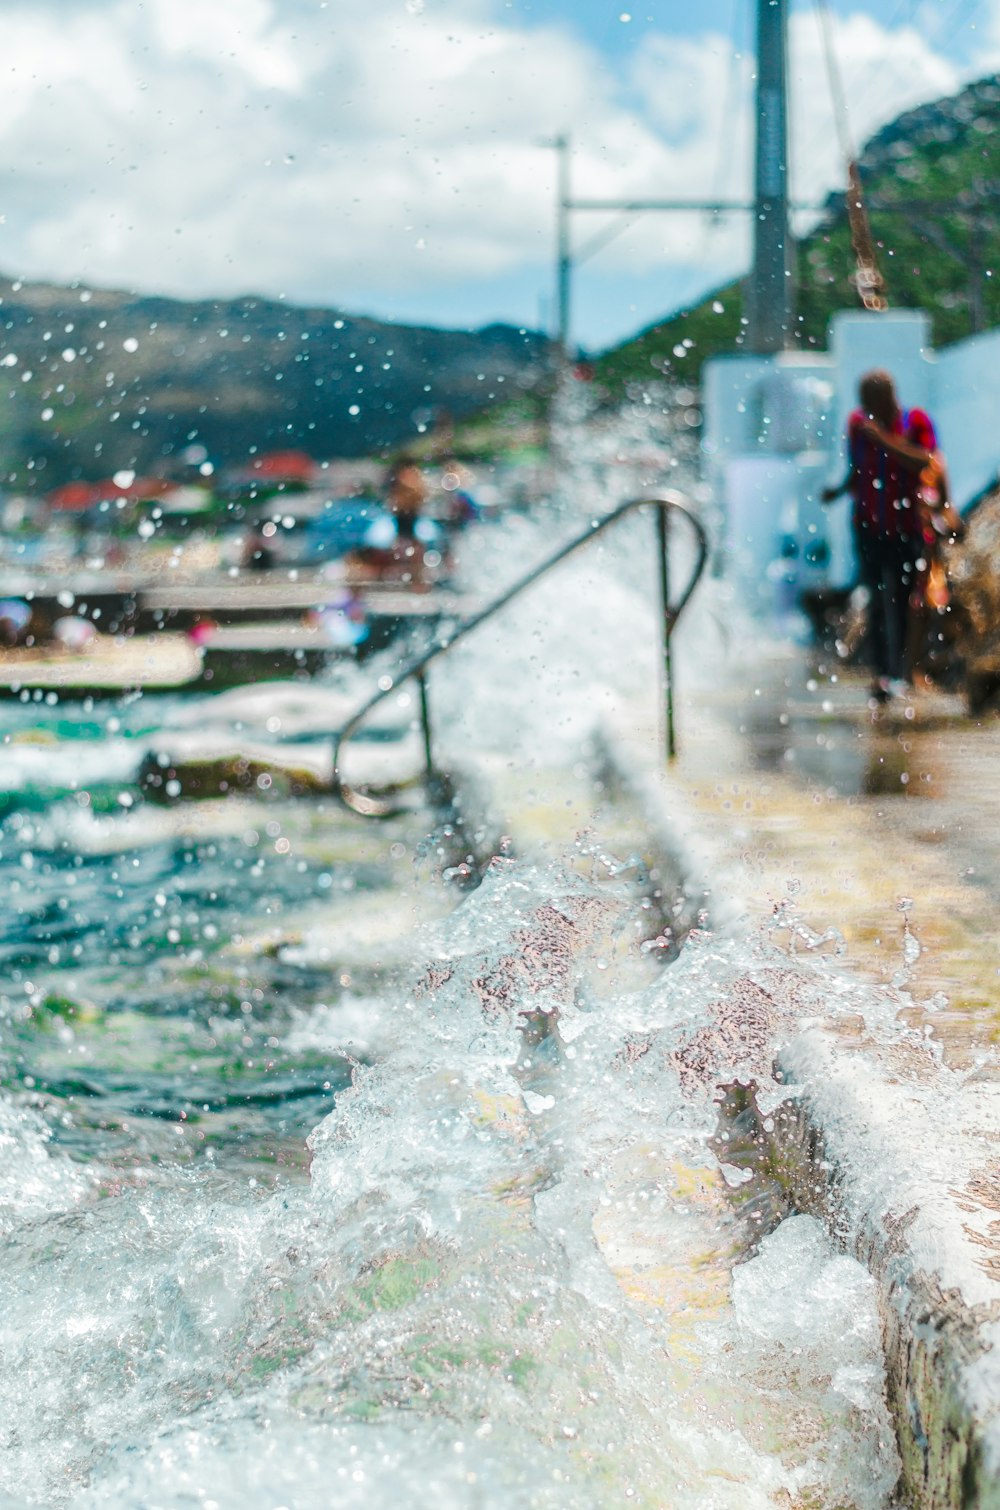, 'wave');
0,859,899,1508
